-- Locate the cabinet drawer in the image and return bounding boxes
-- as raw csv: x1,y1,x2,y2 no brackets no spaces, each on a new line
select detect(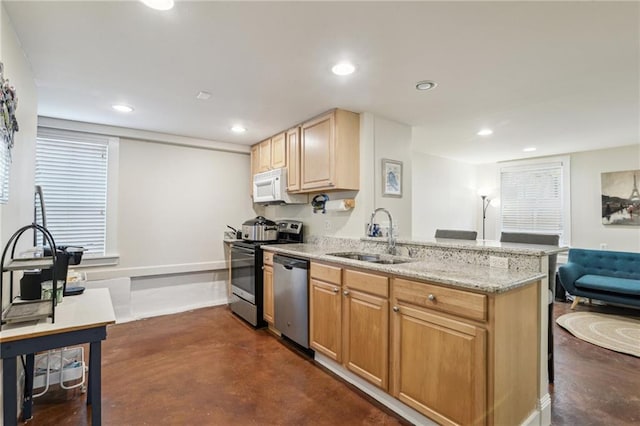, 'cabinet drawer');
393,278,487,322
263,251,274,266
344,269,389,298
311,262,342,285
